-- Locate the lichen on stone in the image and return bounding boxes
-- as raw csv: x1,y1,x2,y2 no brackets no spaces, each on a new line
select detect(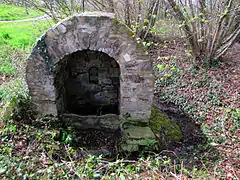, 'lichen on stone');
149,105,183,143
